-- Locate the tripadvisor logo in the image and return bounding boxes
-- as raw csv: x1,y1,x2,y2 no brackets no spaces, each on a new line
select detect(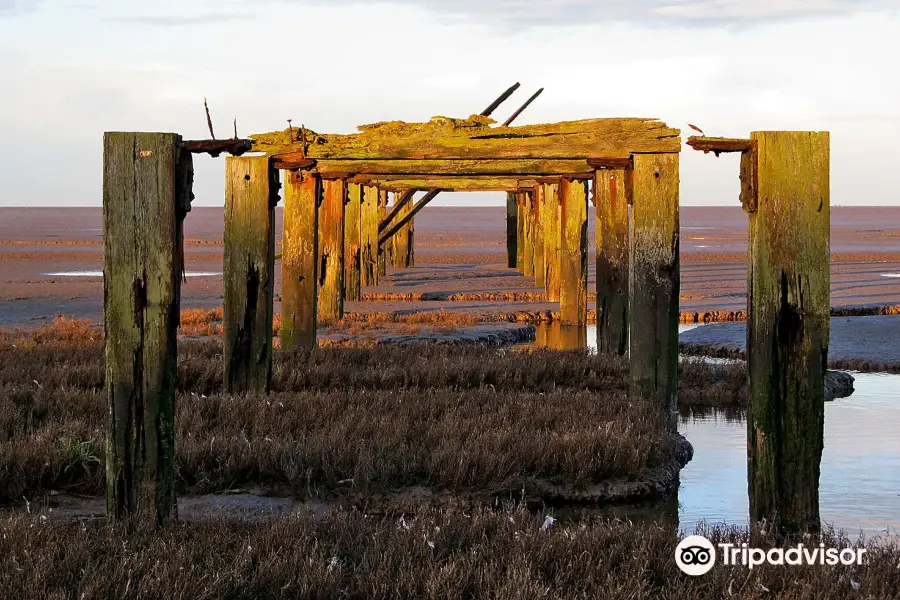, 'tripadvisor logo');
675,535,868,576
